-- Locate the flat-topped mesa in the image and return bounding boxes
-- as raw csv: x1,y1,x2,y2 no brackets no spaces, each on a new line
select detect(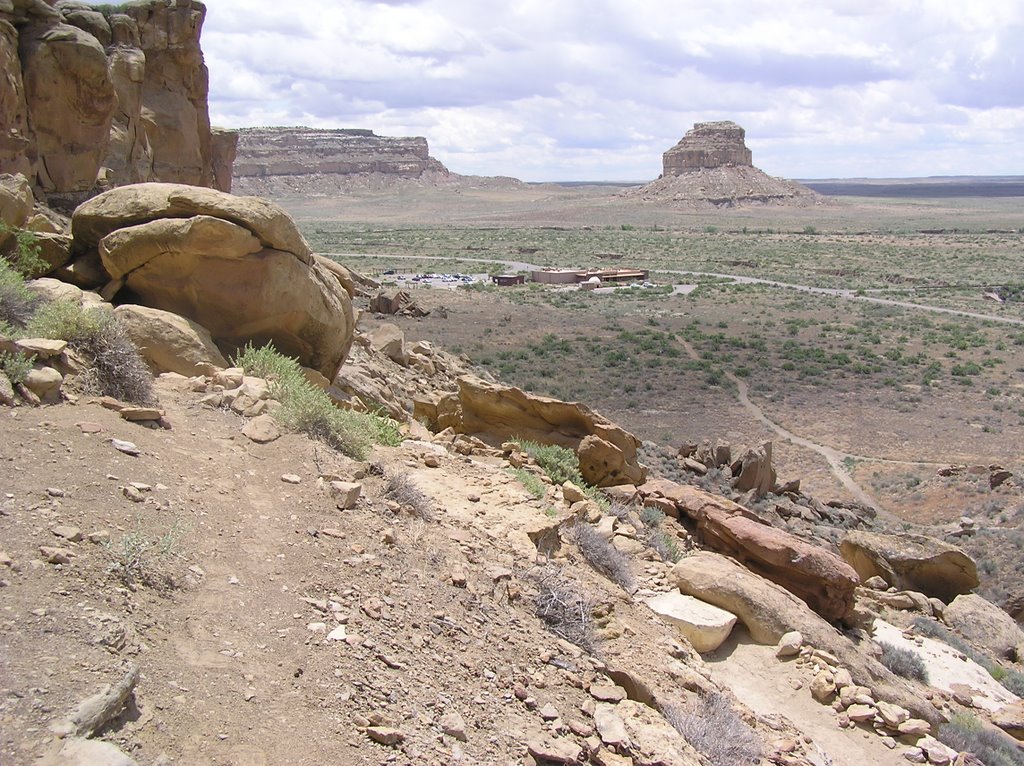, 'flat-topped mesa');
663,121,753,174
233,127,448,180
